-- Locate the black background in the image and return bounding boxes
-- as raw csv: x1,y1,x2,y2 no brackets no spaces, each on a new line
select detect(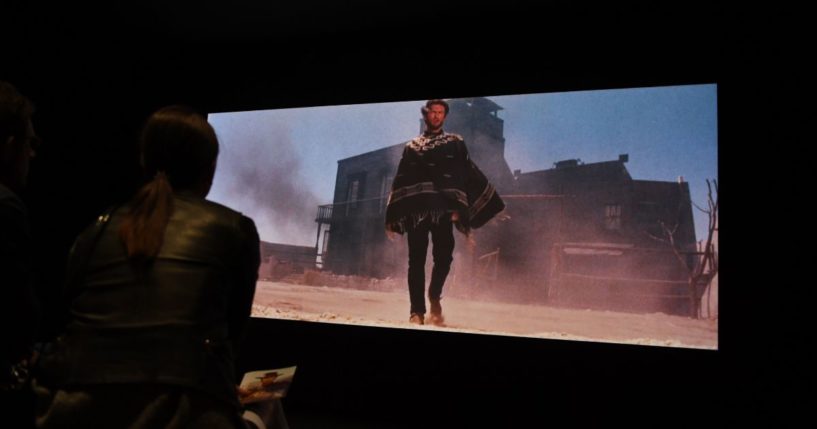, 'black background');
2,1,805,427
